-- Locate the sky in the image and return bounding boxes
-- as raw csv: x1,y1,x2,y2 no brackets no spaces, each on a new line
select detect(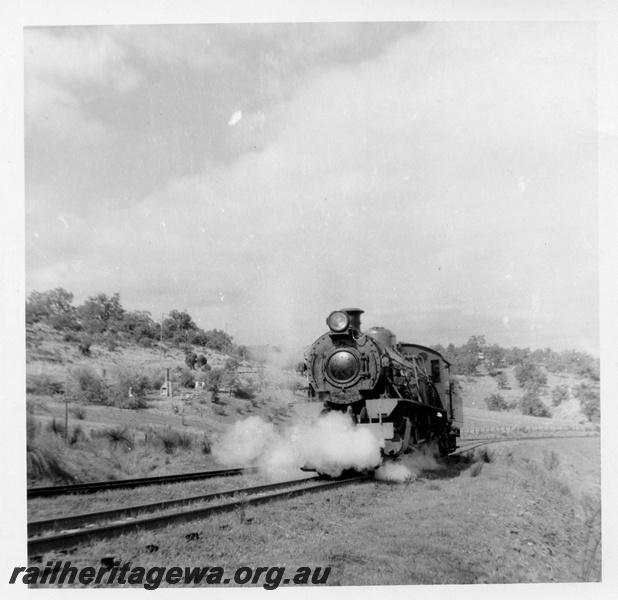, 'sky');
23,21,599,354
